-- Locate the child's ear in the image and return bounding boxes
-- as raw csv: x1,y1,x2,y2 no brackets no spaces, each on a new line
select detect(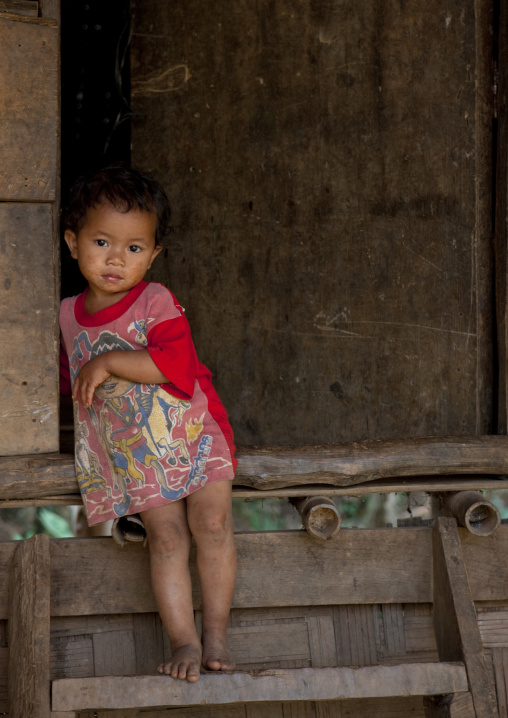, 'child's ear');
149,244,163,268
64,230,79,259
